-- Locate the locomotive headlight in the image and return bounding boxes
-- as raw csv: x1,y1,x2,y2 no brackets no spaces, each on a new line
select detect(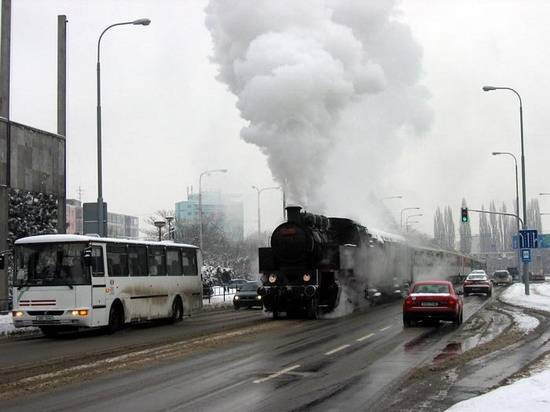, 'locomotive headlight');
303,273,311,282
268,274,277,284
